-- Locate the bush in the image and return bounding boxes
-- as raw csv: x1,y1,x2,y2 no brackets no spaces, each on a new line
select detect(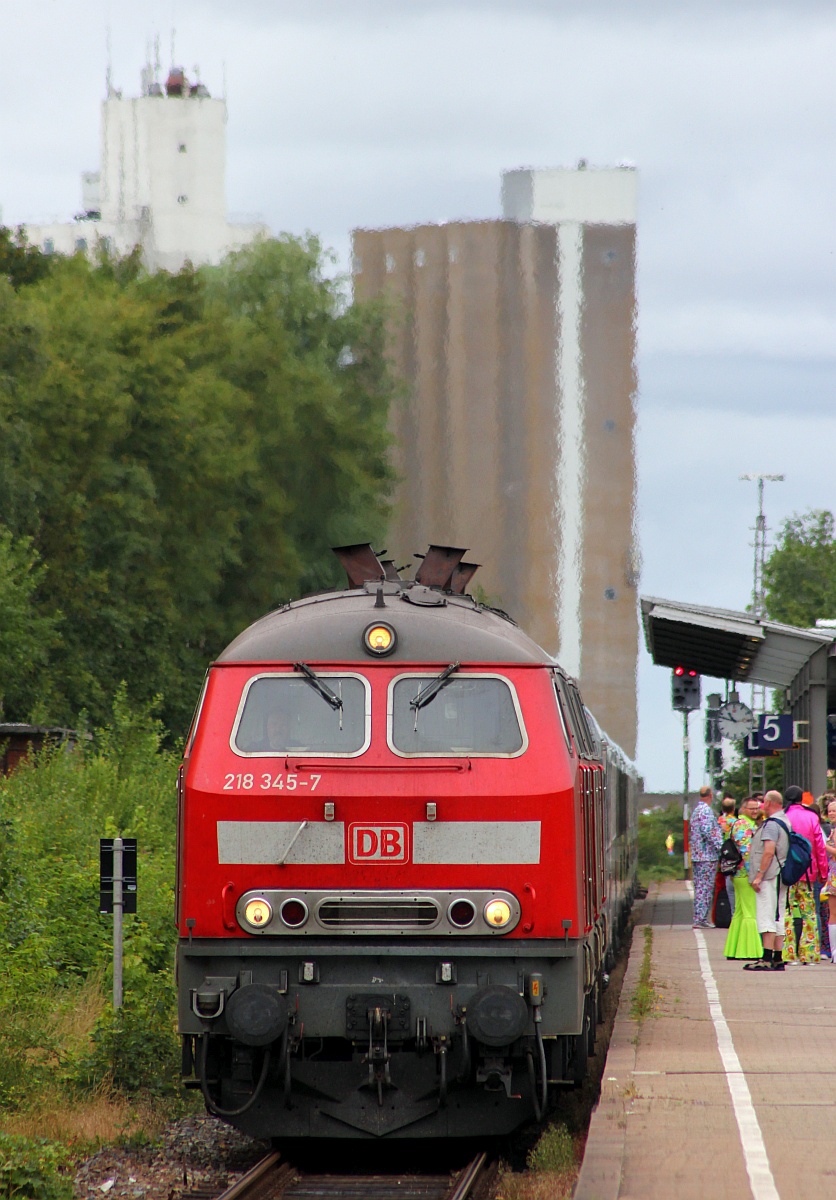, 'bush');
527,1122,576,1173
0,1134,72,1199
0,690,181,1113
73,980,181,1098
638,803,685,882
